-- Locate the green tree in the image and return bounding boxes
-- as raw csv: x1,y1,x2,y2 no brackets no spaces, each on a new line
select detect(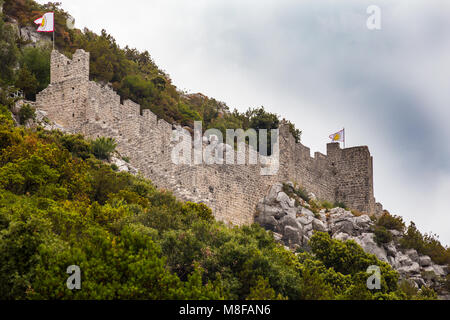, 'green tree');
0,7,20,84
246,276,285,300
15,67,39,100
18,103,36,124
91,137,117,160
21,46,51,92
